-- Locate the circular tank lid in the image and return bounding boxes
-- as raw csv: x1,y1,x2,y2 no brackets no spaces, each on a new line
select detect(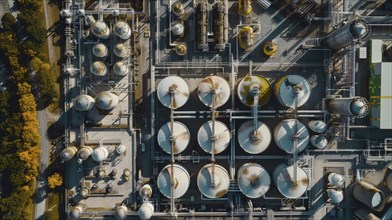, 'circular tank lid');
77,147,93,160
351,98,369,116
175,42,187,56
172,21,184,36
90,61,108,76
80,188,89,198
350,20,368,38
328,189,343,203
197,163,230,198
172,2,185,15
239,26,254,49
238,163,271,198
274,164,309,199
91,146,109,162
116,144,126,154
276,75,311,108
92,43,108,57
115,205,128,220
138,202,154,220
310,135,328,149
274,119,309,154
198,120,230,154
113,61,129,76
74,94,95,111
198,76,230,108
61,147,76,161
328,173,344,187
237,75,271,107
157,121,190,154
140,184,153,199
308,120,327,133
157,76,189,109
114,21,131,39
95,91,119,110
238,120,271,154
113,43,130,58
157,164,190,199
91,21,109,38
